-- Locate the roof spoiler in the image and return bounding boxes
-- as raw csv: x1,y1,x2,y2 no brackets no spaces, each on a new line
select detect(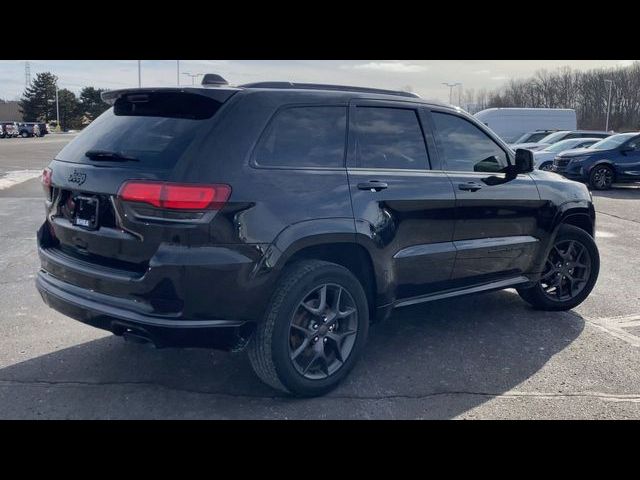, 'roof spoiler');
101,87,238,106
